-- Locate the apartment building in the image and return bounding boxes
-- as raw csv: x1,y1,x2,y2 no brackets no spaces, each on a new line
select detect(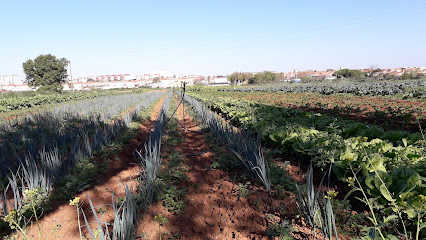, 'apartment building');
0,75,23,85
